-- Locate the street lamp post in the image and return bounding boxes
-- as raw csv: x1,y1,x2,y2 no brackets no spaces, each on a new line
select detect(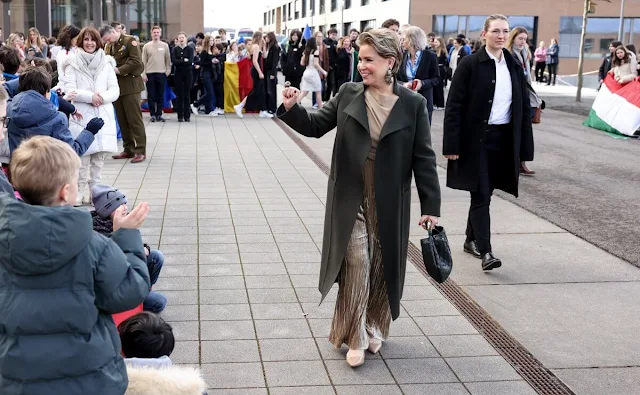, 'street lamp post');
618,0,625,42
